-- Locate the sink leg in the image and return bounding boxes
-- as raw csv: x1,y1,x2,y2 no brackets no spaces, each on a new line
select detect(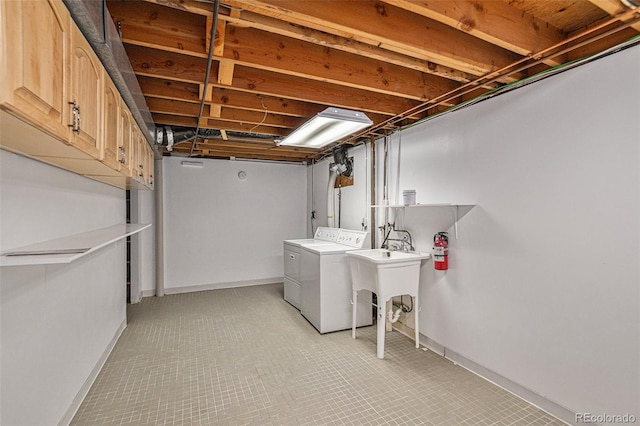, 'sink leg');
377,301,386,359
414,295,419,348
352,289,357,339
